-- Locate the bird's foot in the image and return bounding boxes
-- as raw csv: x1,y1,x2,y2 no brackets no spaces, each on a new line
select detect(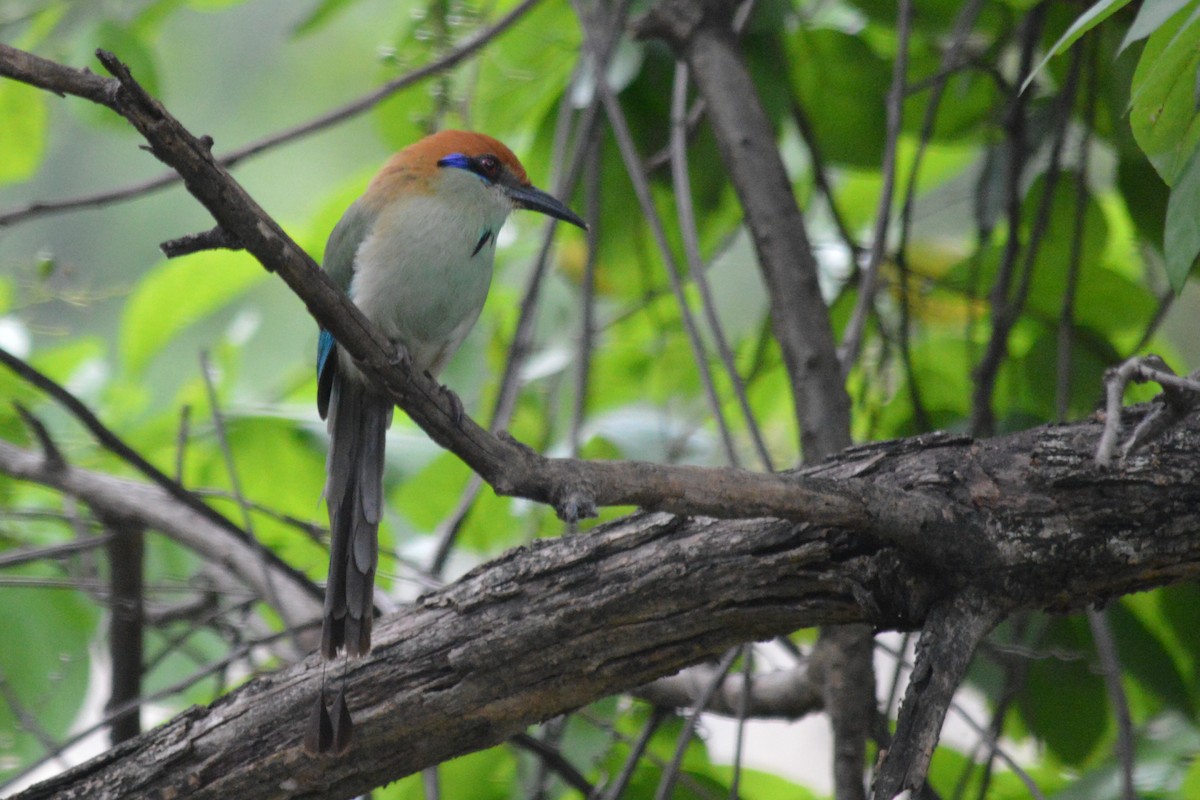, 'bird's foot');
389,342,412,370
436,381,465,426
